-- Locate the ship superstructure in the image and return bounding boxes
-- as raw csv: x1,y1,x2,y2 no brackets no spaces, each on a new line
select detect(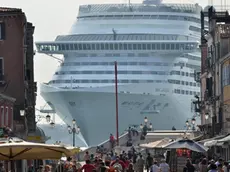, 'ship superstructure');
36,0,204,146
